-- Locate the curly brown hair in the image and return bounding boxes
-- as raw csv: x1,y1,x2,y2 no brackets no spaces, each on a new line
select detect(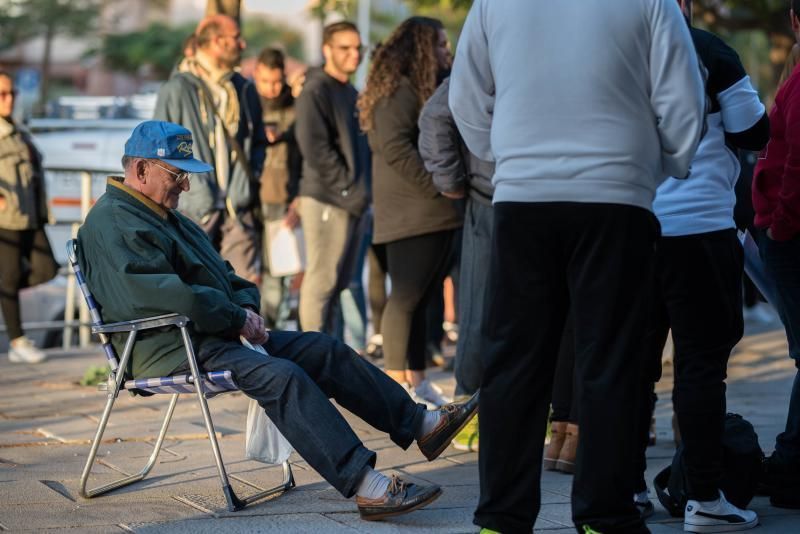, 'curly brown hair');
357,16,445,132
